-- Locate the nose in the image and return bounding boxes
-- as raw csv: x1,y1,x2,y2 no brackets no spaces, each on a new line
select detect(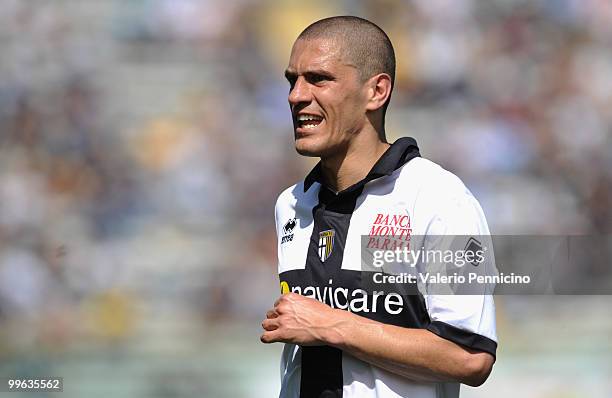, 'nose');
288,76,311,108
